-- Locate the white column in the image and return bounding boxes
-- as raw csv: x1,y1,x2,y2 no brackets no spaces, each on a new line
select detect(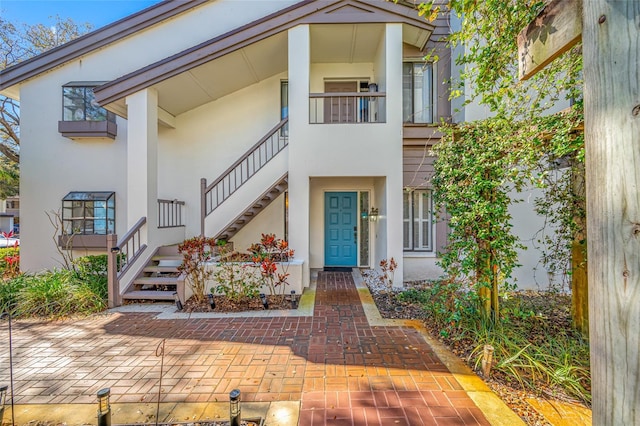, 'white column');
385,23,404,286
125,89,159,241
288,25,311,287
